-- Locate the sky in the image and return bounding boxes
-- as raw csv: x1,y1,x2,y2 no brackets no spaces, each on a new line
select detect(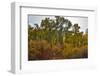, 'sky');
28,15,88,32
